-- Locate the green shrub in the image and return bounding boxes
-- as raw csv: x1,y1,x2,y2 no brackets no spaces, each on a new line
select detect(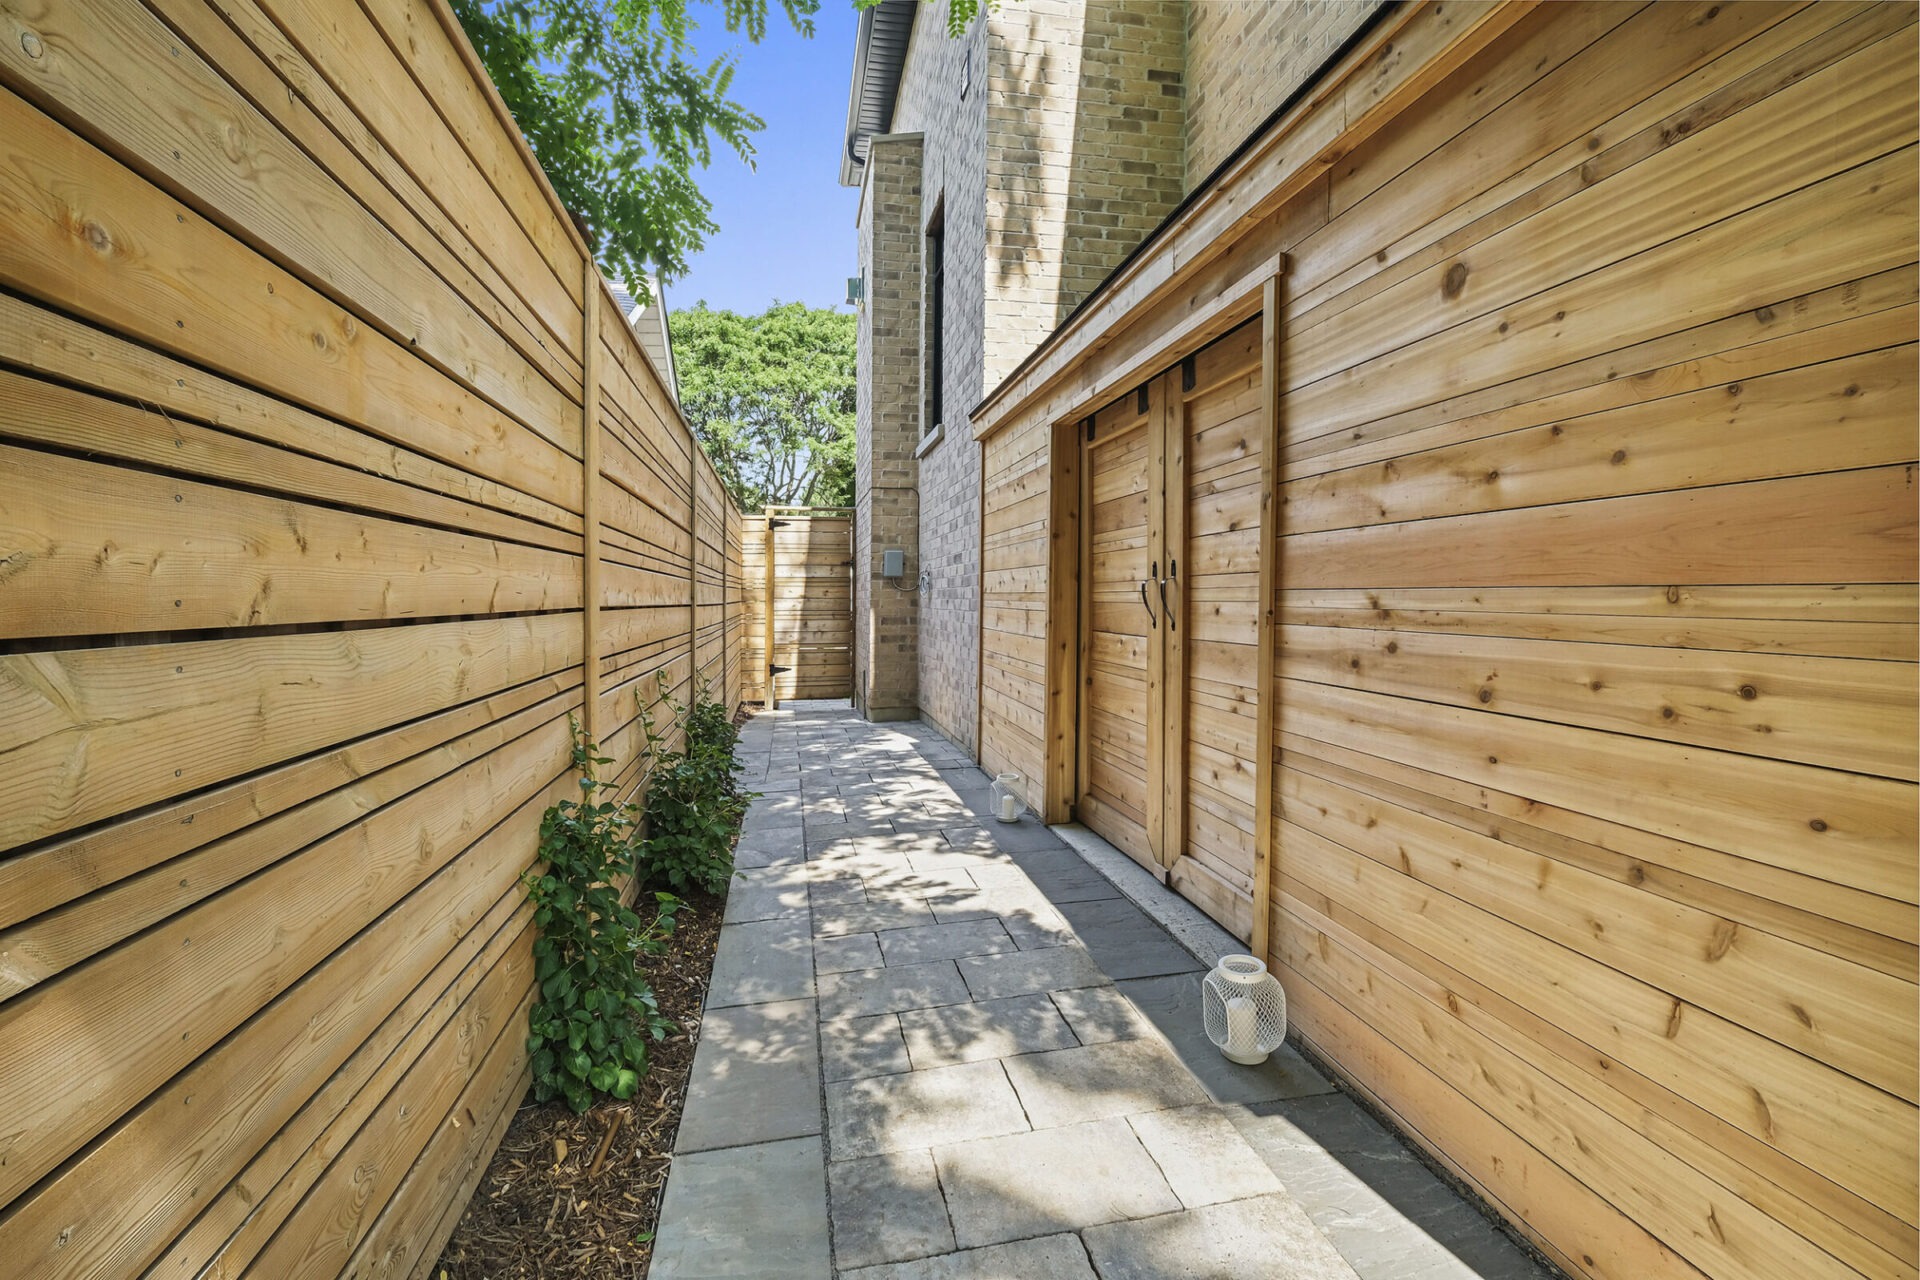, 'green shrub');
524,721,679,1114
684,687,743,763
524,677,751,1113
636,678,751,895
